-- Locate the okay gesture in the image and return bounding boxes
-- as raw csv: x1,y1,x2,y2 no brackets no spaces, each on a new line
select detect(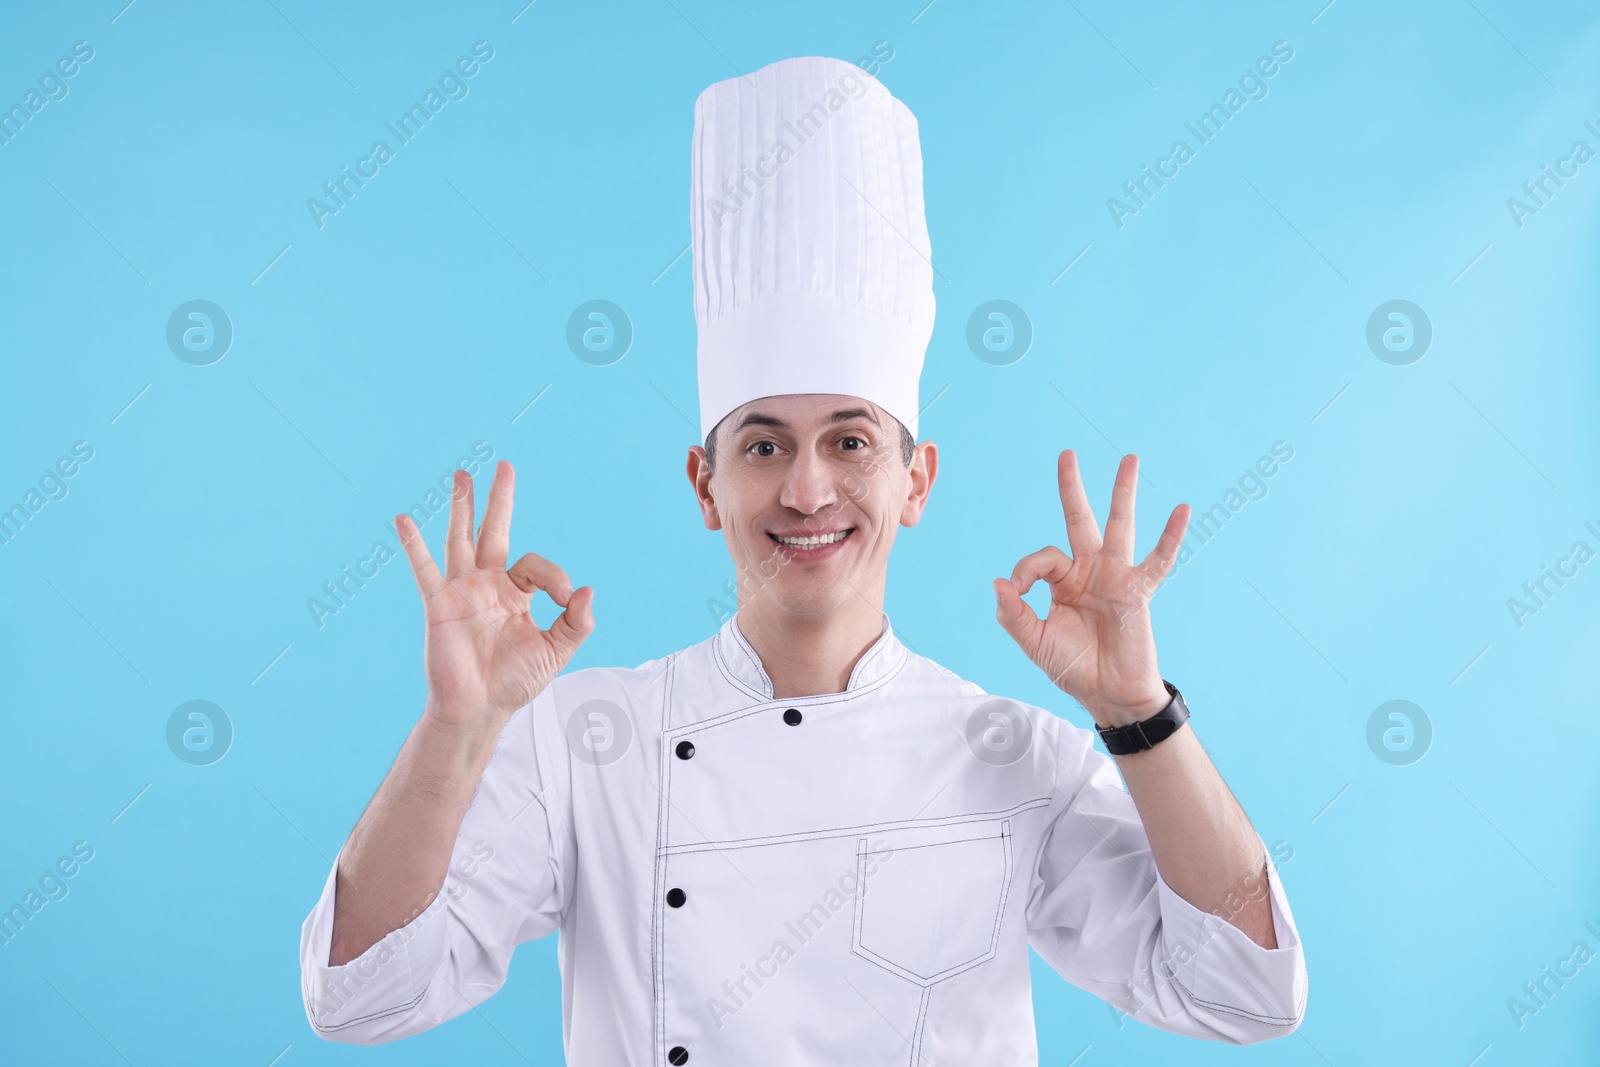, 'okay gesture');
395,461,595,731
994,451,1191,729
